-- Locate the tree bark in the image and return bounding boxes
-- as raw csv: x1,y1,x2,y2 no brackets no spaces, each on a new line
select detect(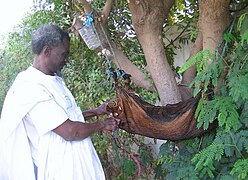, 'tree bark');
199,0,231,61
128,0,181,105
